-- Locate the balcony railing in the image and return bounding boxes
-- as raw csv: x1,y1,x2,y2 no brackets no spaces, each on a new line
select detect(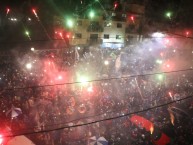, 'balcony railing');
87,38,102,44
87,25,103,32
